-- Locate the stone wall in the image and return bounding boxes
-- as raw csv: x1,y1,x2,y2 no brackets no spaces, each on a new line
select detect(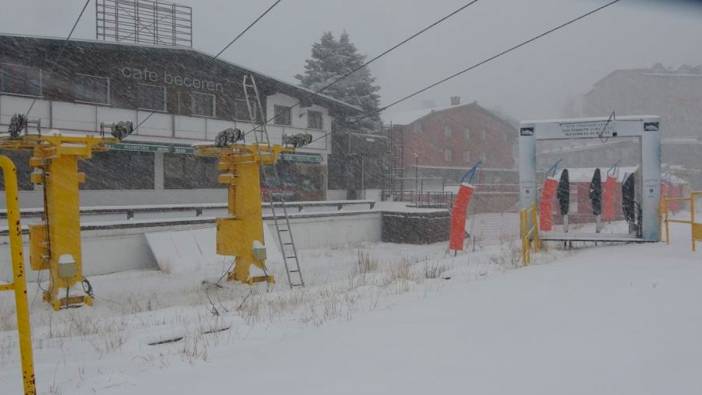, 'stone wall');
381,210,450,244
